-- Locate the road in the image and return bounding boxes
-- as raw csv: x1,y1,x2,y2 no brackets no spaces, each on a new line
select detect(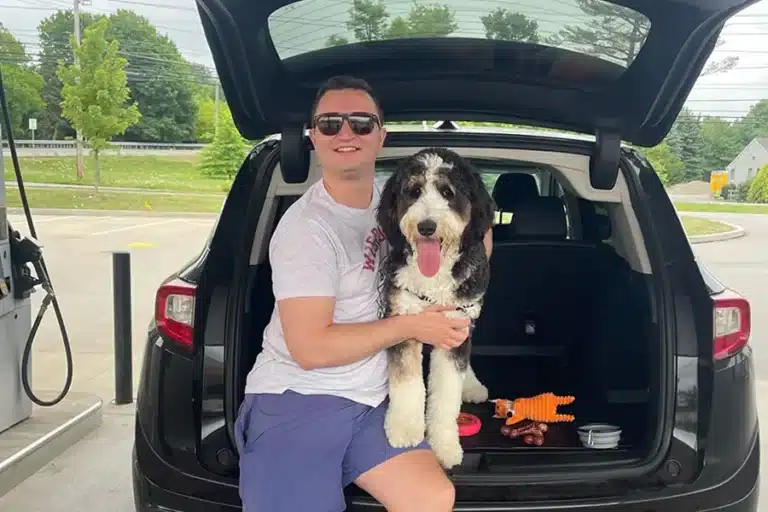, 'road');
0,210,765,510
689,212,768,377
3,212,217,404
